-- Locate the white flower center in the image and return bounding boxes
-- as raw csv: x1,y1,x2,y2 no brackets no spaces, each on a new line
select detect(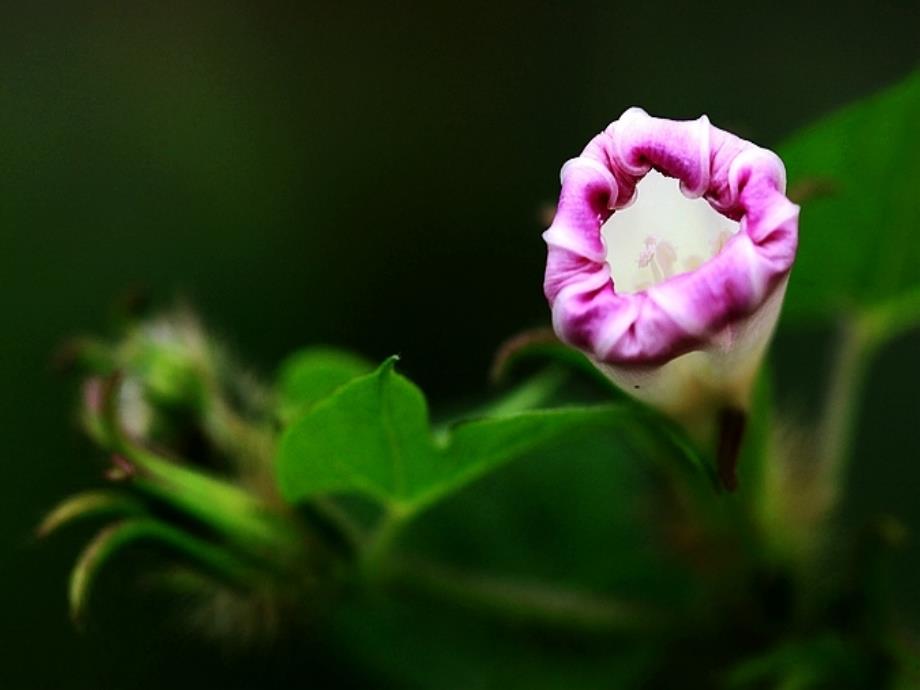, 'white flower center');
602,170,739,294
